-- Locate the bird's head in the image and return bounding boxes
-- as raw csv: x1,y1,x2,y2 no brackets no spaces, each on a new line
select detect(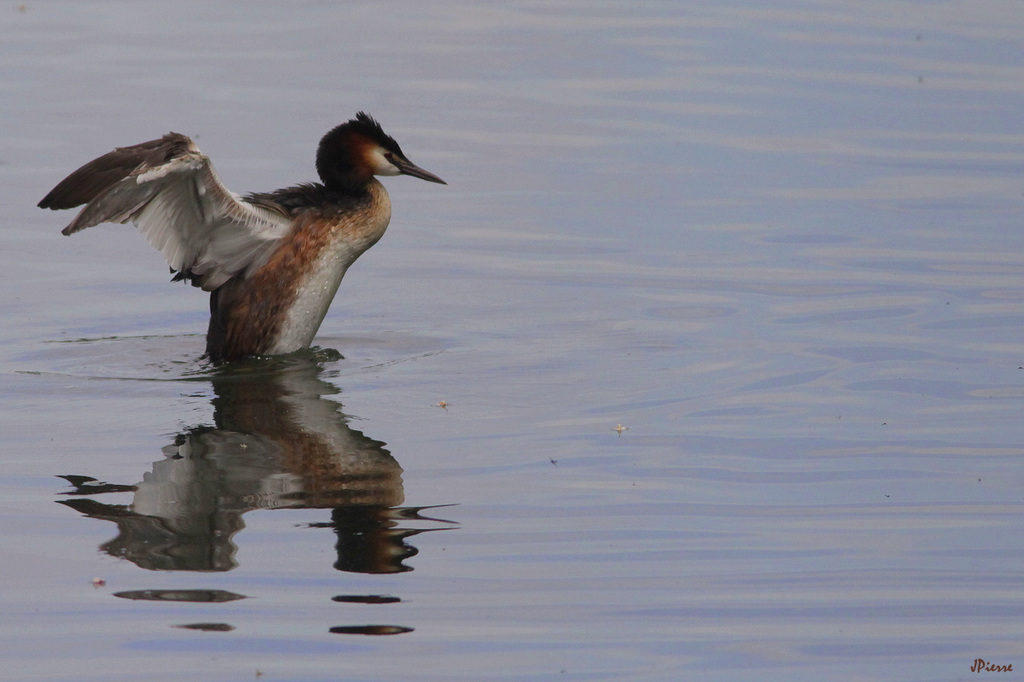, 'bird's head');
316,112,446,191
